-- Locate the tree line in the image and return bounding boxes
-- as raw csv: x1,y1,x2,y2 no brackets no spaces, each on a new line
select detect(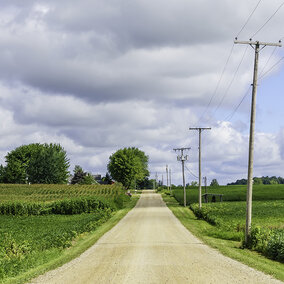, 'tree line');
0,143,150,189
227,176,284,185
